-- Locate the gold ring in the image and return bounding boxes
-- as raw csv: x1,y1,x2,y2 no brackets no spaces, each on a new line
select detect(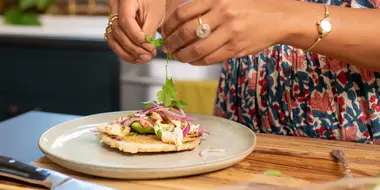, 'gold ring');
196,17,211,38
109,13,118,19
108,14,119,26
106,25,112,33
106,14,119,32
105,13,118,35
